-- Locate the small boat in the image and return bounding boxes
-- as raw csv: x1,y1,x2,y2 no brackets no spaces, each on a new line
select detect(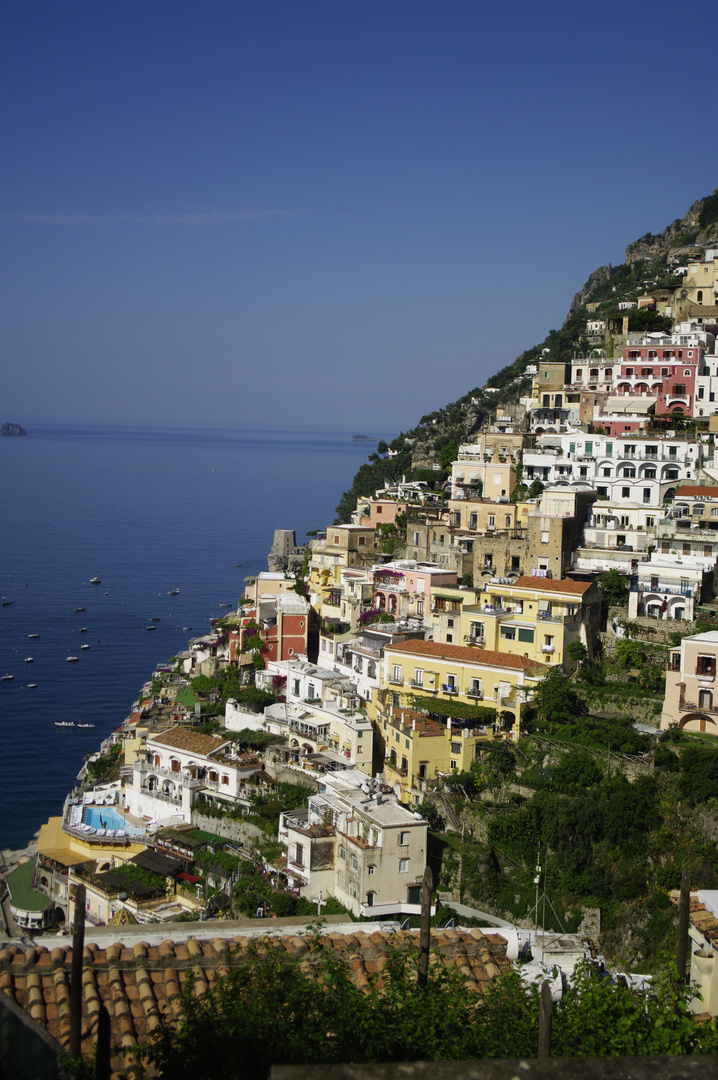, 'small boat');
28,633,40,639
145,625,157,631
77,722,95,728
1,674,14,681
1,600,12,607
90,577,101,584
79,627,88,633
75,607,85,613
149,616,161,622
66,656,79,663
27,683,38,688
183,627,191,631
55,721,75,727
24,657,34,663
219,603,231,608
81,644,91,650
168,589,180,596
